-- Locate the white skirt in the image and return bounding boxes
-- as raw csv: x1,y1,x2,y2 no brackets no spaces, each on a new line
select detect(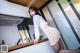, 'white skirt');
41,25,60,45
